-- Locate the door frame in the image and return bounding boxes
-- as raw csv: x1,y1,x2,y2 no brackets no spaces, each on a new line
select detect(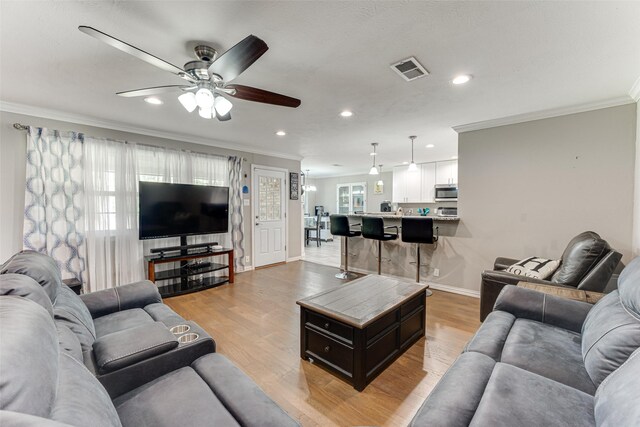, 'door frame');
251,164,289,268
